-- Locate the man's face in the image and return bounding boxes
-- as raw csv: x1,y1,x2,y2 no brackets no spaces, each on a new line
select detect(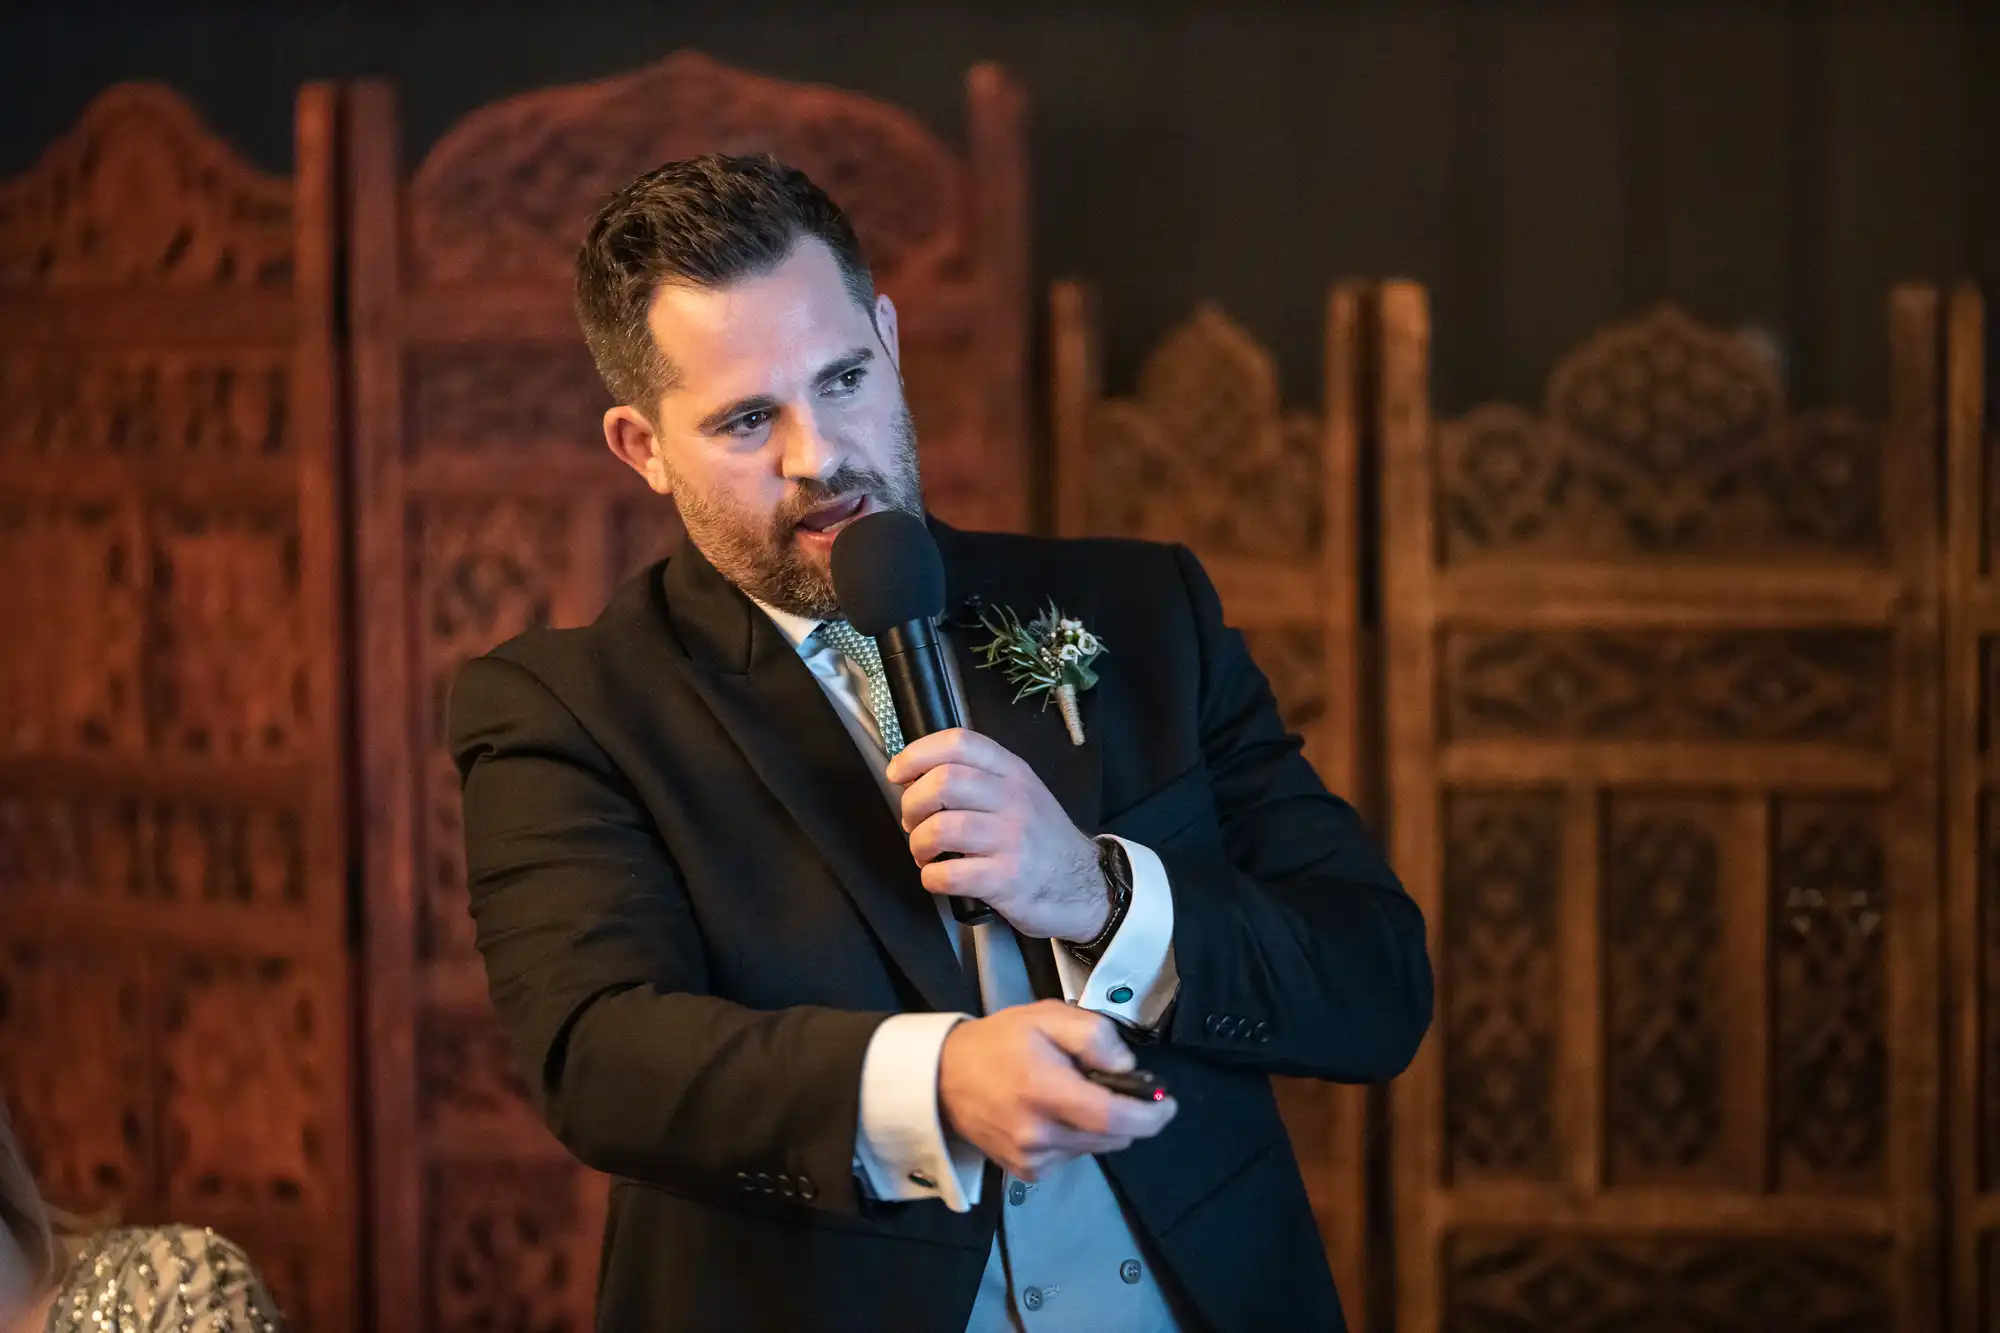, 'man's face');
602,237,923,619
